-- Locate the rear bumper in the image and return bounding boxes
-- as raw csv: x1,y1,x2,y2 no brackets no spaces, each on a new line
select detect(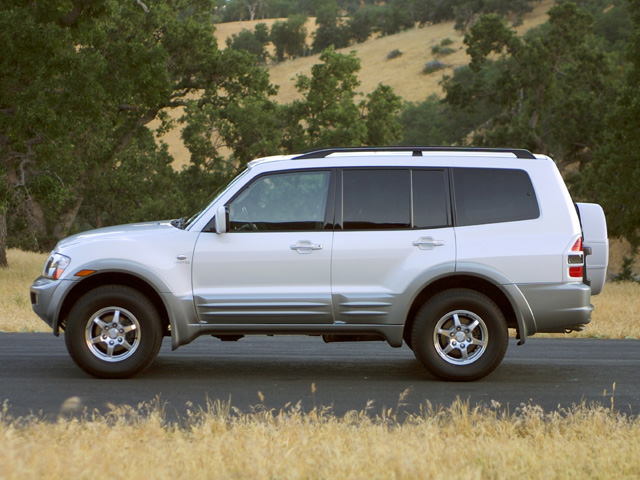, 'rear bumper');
518,282,593,334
